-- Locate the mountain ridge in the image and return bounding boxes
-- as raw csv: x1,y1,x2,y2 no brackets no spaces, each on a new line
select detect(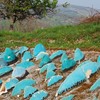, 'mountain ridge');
39,4,99,27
